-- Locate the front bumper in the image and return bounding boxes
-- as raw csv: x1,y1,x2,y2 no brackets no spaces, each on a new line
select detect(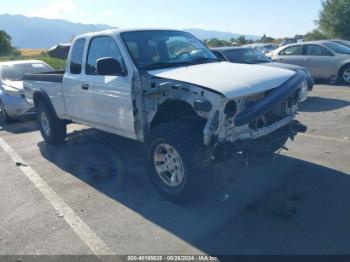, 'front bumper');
1,93,35,118
306,75,314,91
235,116,293,140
